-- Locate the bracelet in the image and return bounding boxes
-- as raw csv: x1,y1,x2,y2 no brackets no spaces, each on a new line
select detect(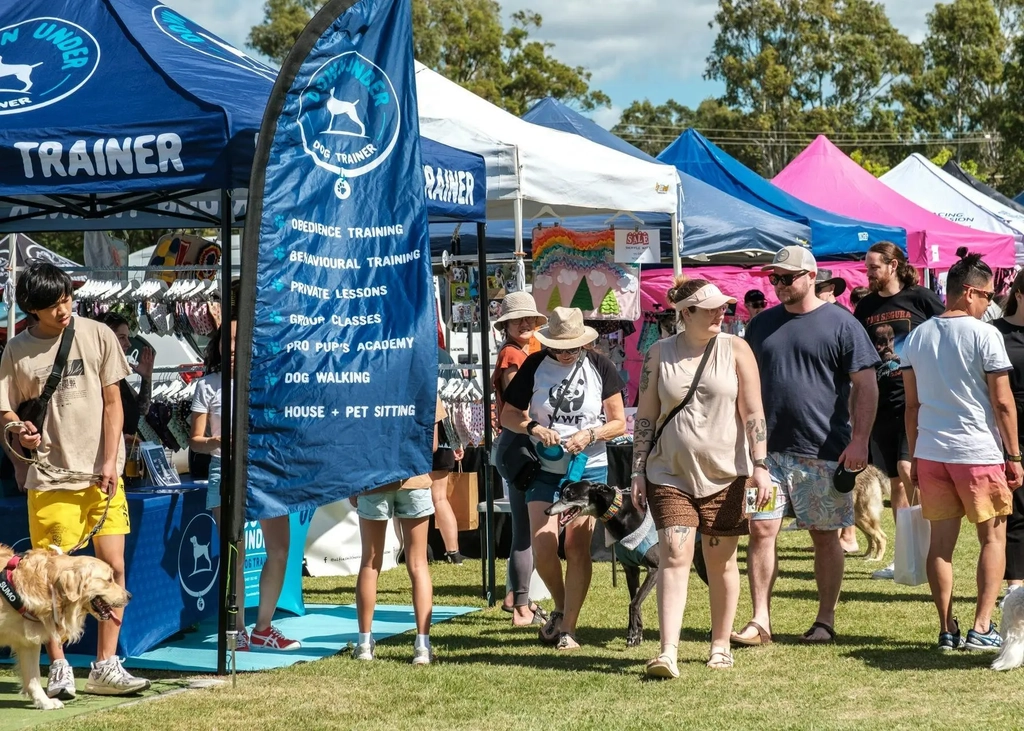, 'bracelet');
630,469,645,478
588,427,596,445
1009,454,1022,463
752,458,768,470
